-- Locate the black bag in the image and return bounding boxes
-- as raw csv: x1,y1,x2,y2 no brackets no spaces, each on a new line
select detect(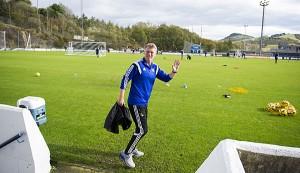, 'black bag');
104,102,132,134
